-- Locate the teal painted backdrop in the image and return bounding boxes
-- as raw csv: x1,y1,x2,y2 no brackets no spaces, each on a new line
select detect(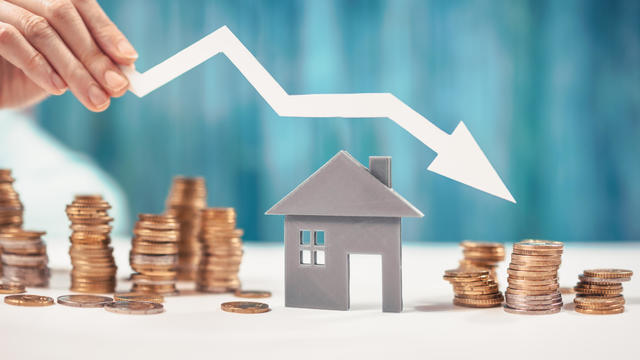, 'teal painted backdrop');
36,0,640,242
